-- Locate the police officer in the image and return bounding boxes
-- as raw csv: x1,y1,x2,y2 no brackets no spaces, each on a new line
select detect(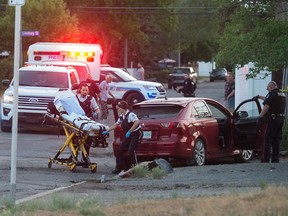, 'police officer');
175,72,196,97
102,100,143,174
76,82,101,164
76,82,100,120
258,81,286,163
85,73,101,103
